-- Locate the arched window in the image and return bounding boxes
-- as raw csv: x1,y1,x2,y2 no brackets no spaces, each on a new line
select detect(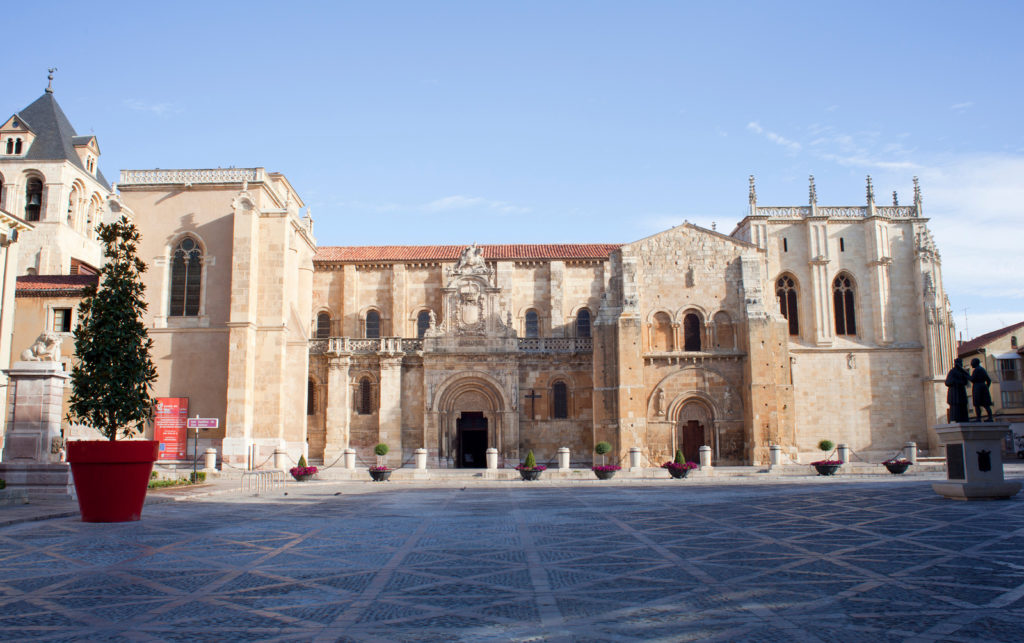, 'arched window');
307,380,316,415
417,310,431,338
776,275,799,336
358,377,373,415
5,139,11,154
713,311,734,350
315,312,331,339
653,312,673,351
67,184,80,226
525,309,539,338
14,139,22,154
576,309,591,338
552,381,569,419
833,274,857,335
365,310,380,338
25,178,42,222
169,237,202,316
683,313,702,351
